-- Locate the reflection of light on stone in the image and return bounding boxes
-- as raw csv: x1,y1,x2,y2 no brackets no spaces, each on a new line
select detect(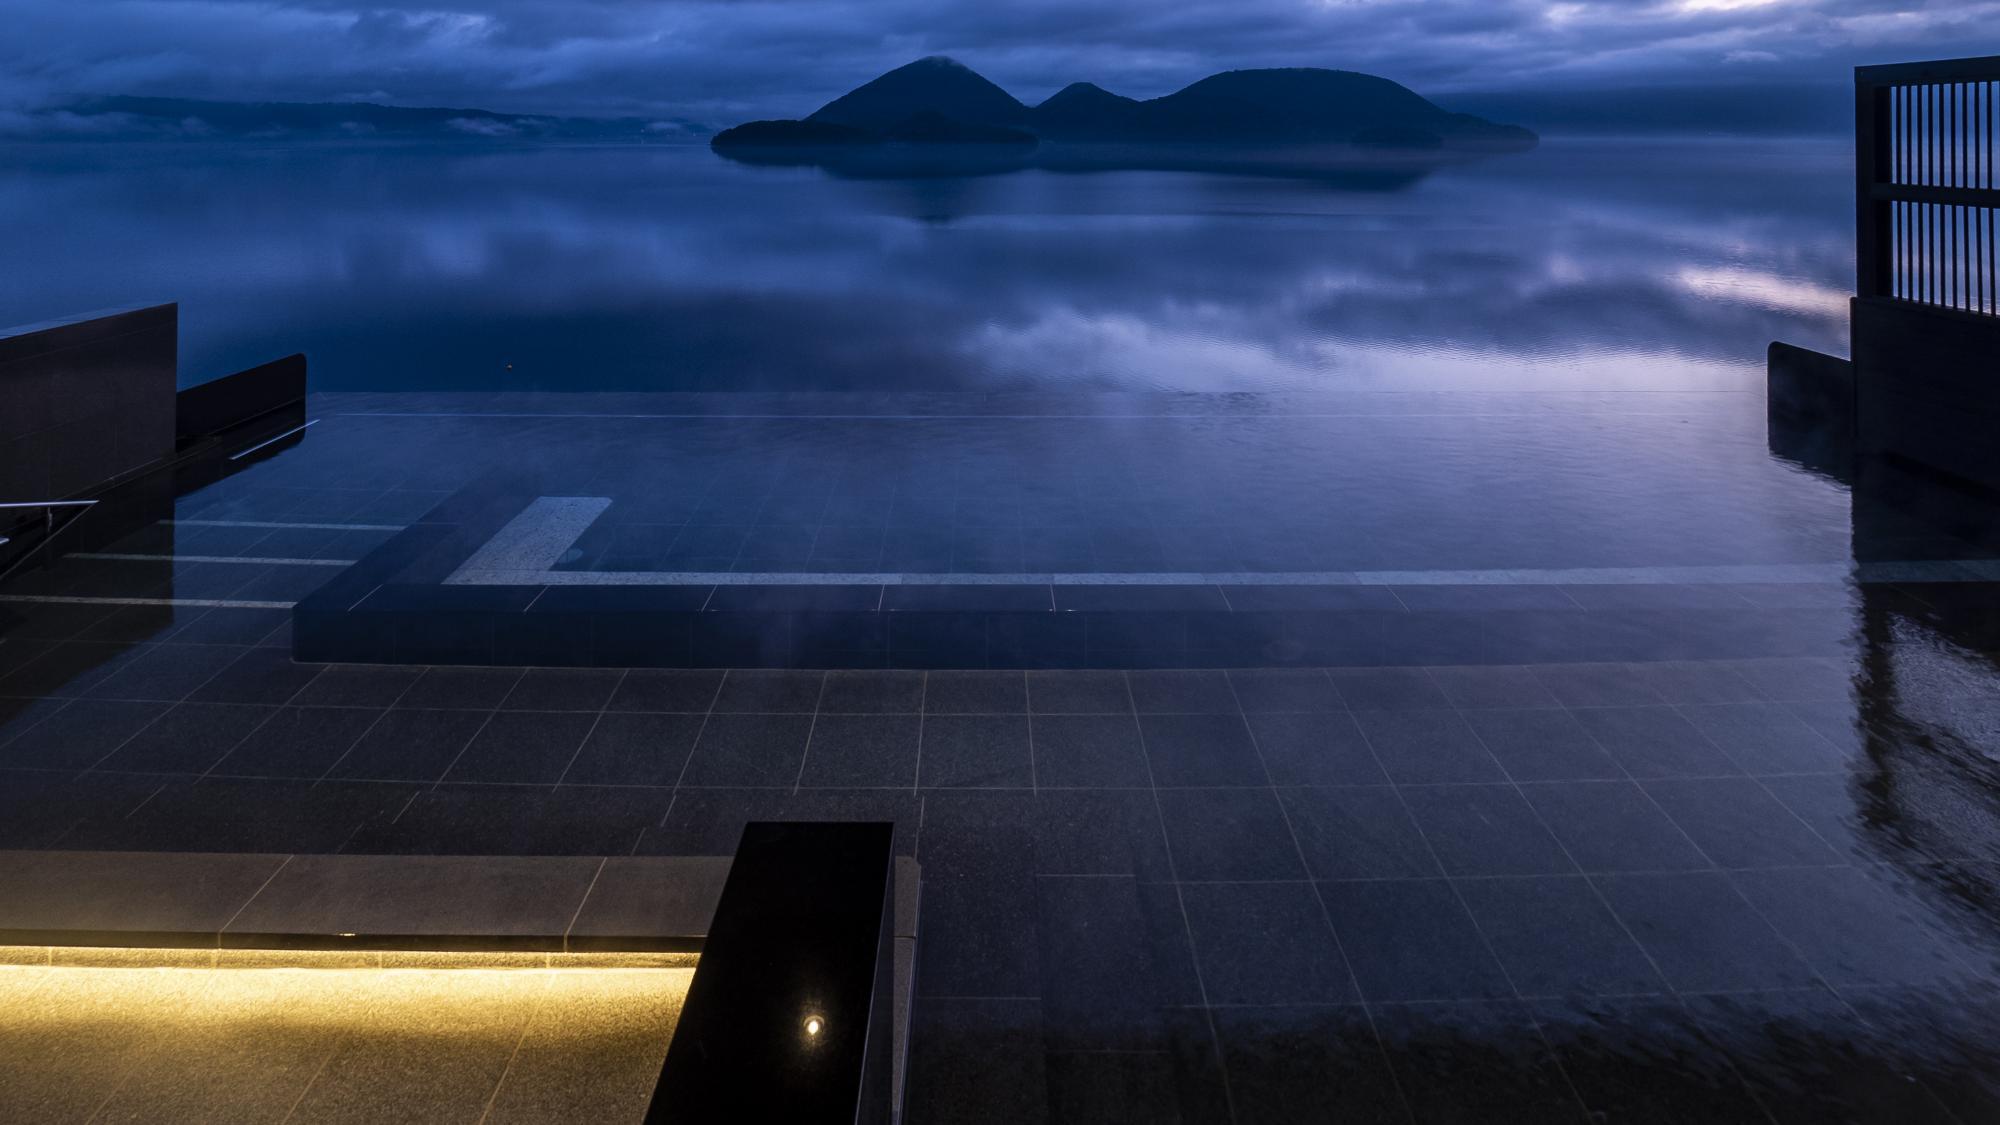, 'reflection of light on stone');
1675,266,1850,318
0,948,694,1121
804,1014,825,1037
